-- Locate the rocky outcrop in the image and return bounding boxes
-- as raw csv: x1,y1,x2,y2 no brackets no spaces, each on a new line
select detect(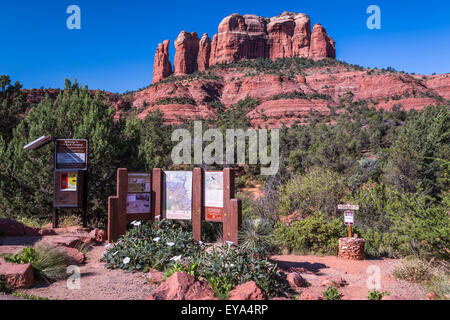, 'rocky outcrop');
309,24,336,59
174,32,200,75
197,33,211,71
151,12,336,83
152,40,172,83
